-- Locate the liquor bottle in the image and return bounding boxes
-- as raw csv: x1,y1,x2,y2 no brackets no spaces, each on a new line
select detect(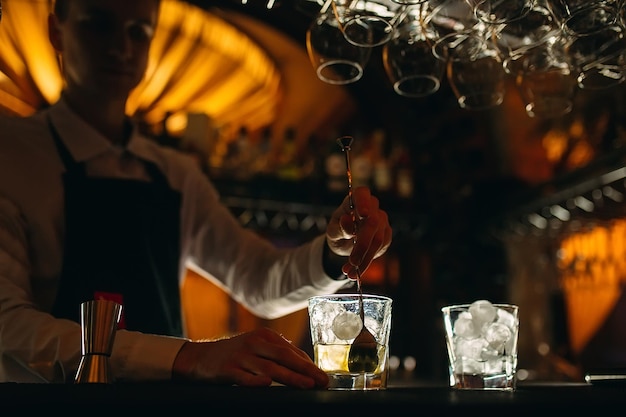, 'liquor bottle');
351,134,373,189
231,126,252,180
371,129,393,194
276,127,300,181
252,126,272,176
324,135,347,194
391,143,414,199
